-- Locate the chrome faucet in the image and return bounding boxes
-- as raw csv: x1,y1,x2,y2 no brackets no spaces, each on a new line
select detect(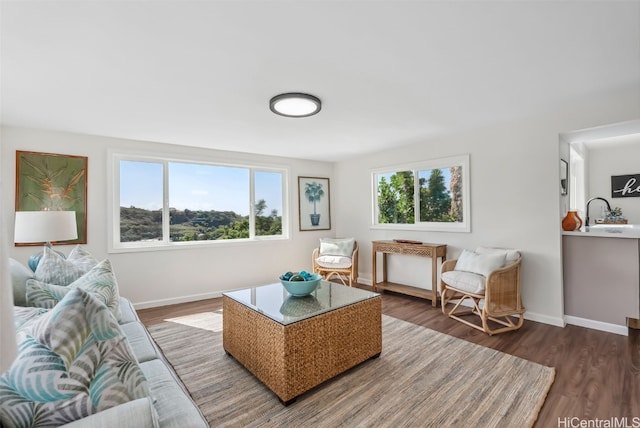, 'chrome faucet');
585,197,611,226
